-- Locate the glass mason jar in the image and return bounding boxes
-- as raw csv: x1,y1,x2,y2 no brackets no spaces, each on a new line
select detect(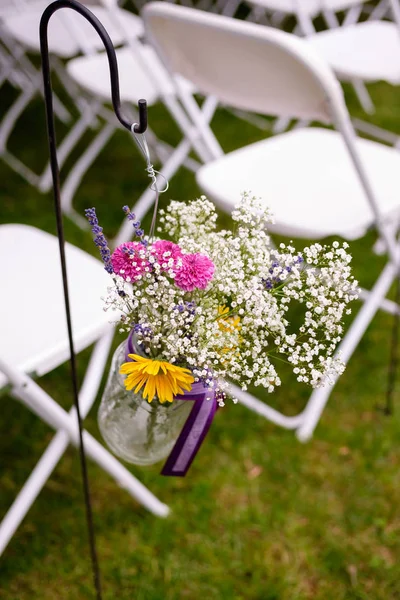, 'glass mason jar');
98,337,193,466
